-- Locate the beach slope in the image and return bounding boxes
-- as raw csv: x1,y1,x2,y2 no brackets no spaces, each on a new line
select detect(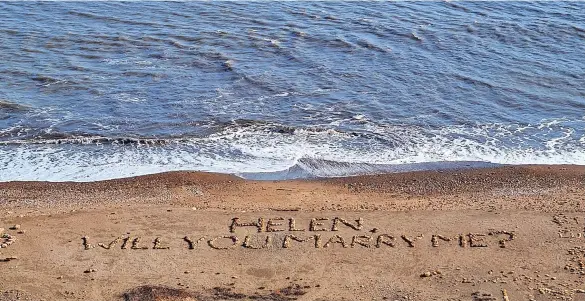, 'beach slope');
1,165,584,301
